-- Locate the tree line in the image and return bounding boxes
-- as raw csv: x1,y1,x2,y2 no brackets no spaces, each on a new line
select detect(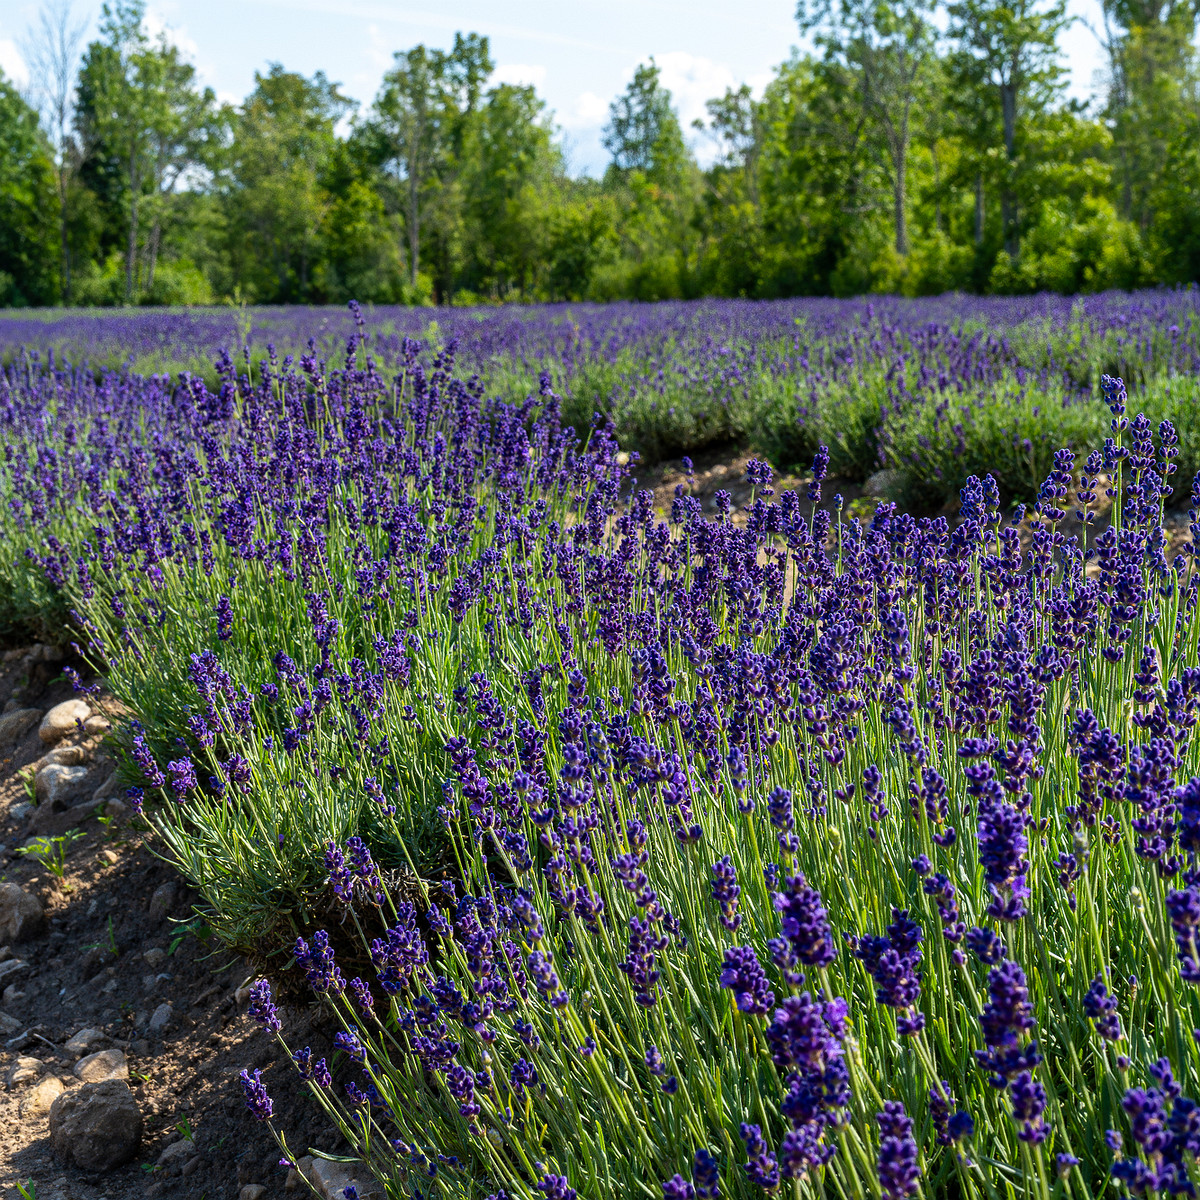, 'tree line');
1,0,1197,308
